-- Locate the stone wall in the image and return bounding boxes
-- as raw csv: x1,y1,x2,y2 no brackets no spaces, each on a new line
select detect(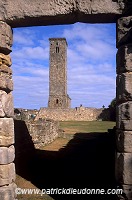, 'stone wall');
26,119,59,148
0,0,126,27
14,108,39,121
35,107,110,121
15,119,59,151
0,22,17,199
115,16,132,200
